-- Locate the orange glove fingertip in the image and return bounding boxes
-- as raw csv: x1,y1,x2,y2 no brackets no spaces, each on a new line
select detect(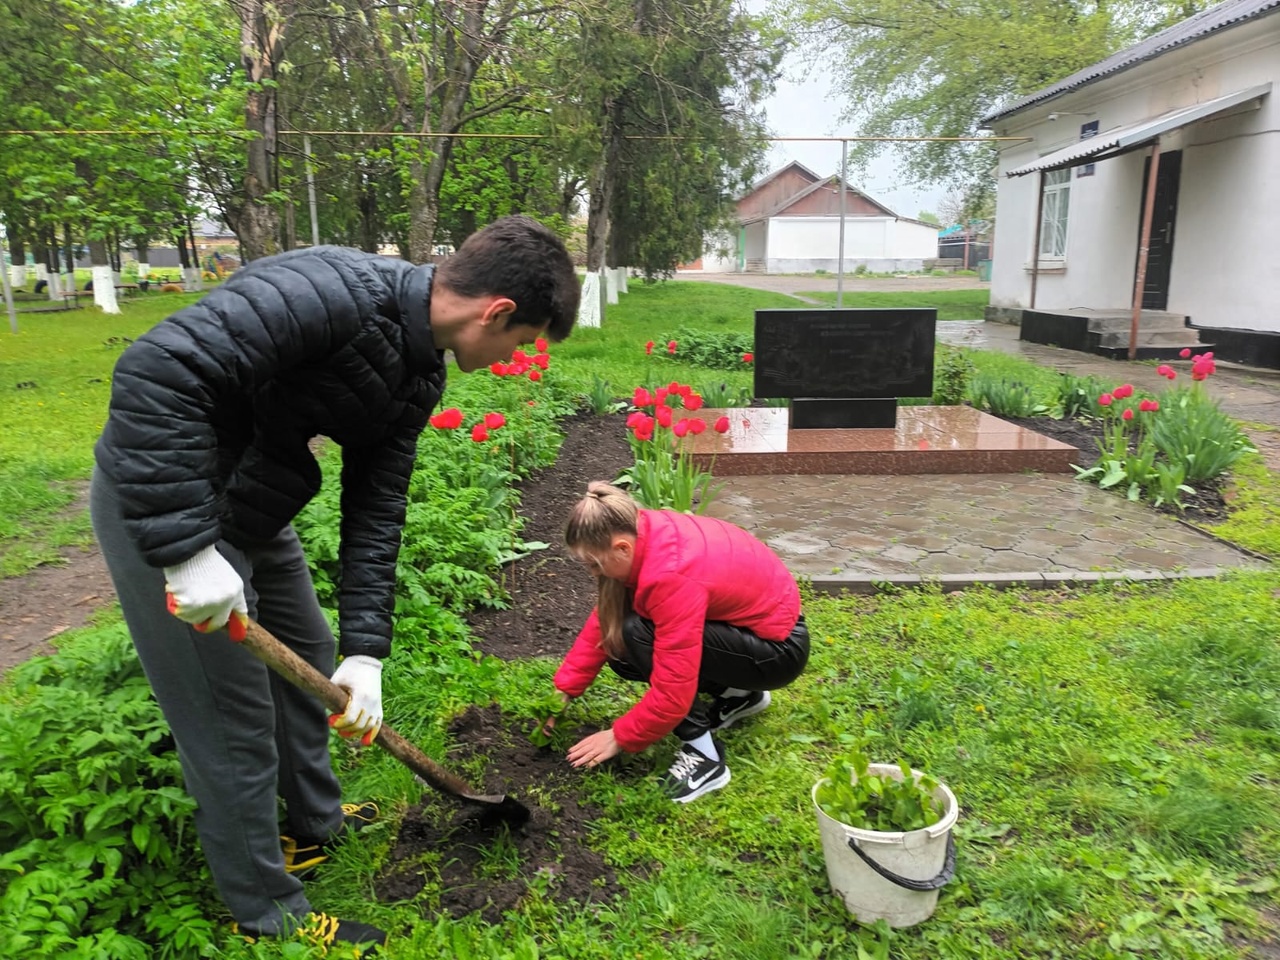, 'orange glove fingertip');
361,728,377,747
328,713,343,728
228,613,248,642
166,592,179,616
